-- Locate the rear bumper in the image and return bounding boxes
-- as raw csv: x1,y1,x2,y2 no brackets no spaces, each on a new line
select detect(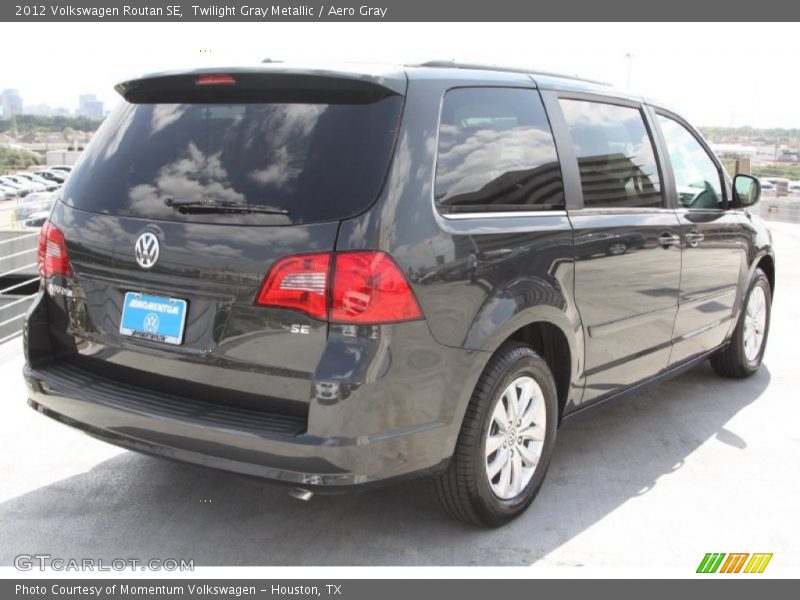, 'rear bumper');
24,359,462,490
24,283,490,489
